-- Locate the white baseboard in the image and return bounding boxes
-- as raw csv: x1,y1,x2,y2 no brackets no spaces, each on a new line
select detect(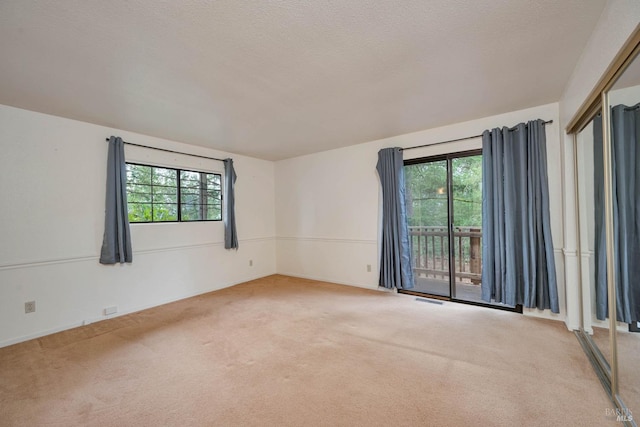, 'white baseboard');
276,271,381,292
